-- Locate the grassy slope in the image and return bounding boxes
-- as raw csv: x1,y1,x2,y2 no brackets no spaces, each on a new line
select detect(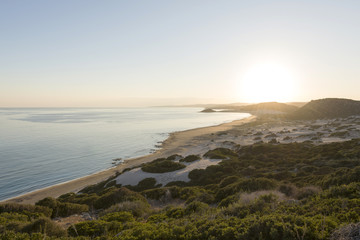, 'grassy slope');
288,98,360,119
